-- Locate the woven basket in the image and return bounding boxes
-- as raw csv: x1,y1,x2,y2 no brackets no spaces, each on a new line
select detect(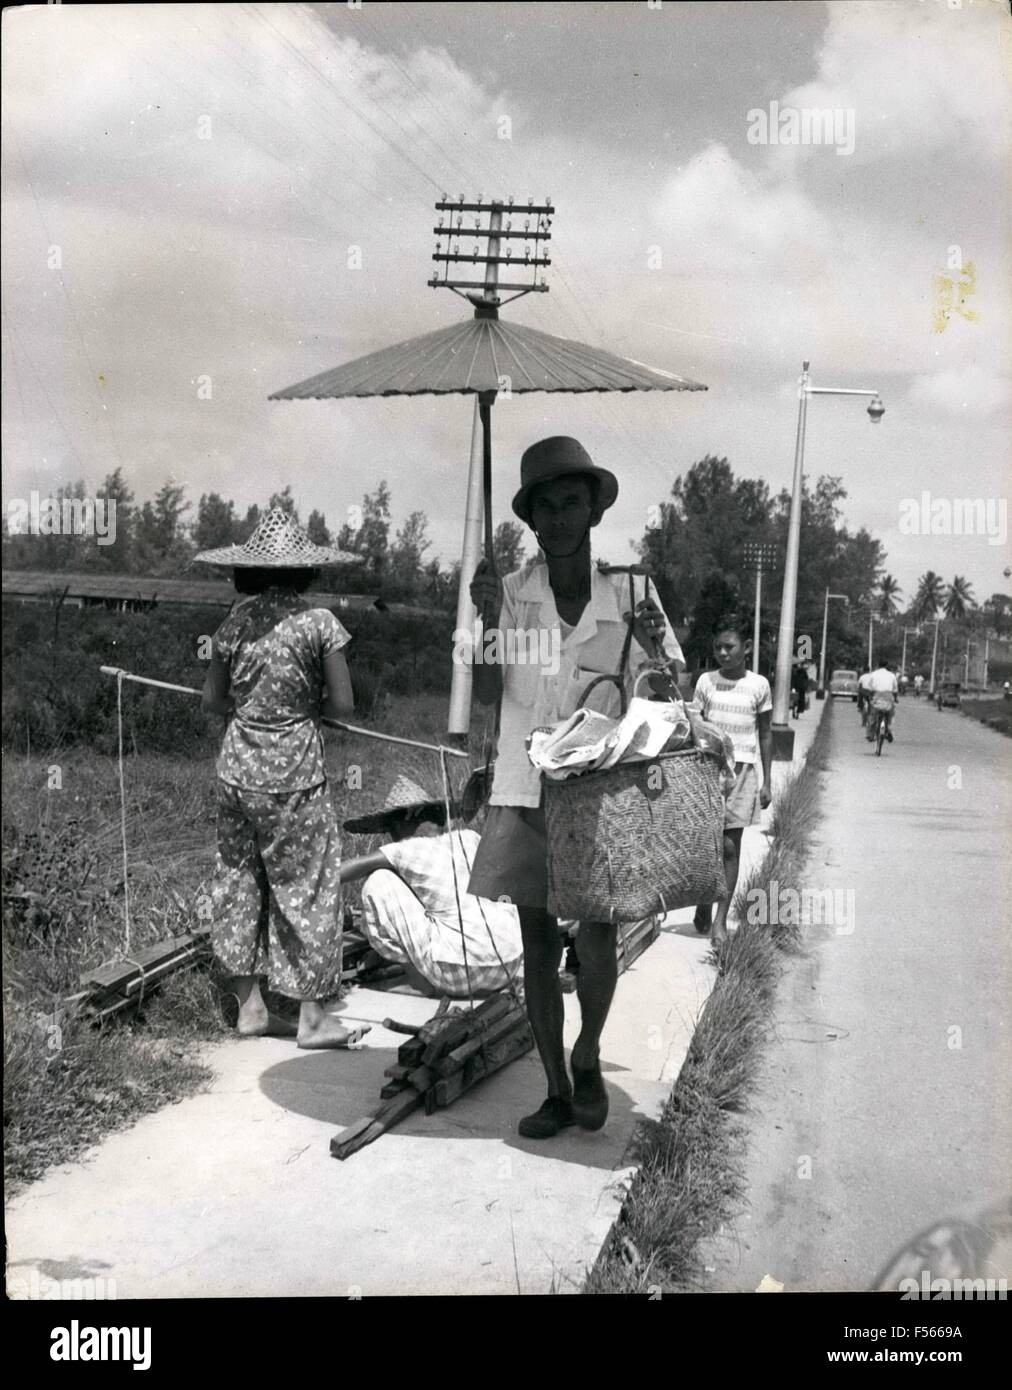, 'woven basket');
542,673,727,922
